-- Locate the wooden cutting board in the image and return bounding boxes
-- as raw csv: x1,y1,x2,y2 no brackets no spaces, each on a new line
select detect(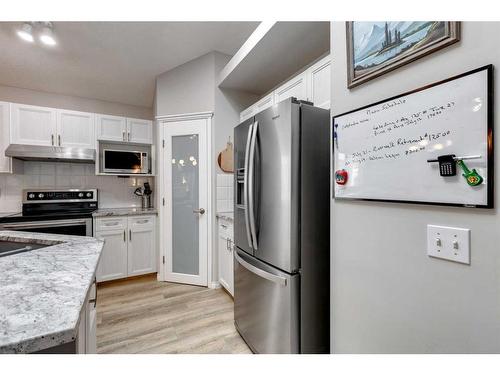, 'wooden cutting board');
218,140,234,173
